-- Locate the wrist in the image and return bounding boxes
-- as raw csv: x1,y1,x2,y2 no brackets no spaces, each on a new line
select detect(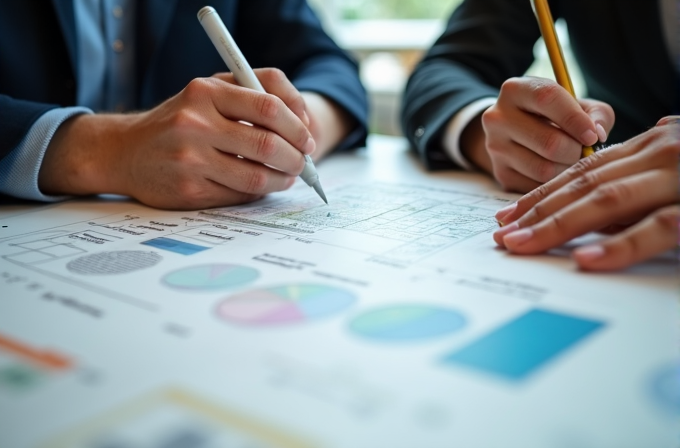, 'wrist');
38,113,136,196
460,113,493,174
300,92,354,160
